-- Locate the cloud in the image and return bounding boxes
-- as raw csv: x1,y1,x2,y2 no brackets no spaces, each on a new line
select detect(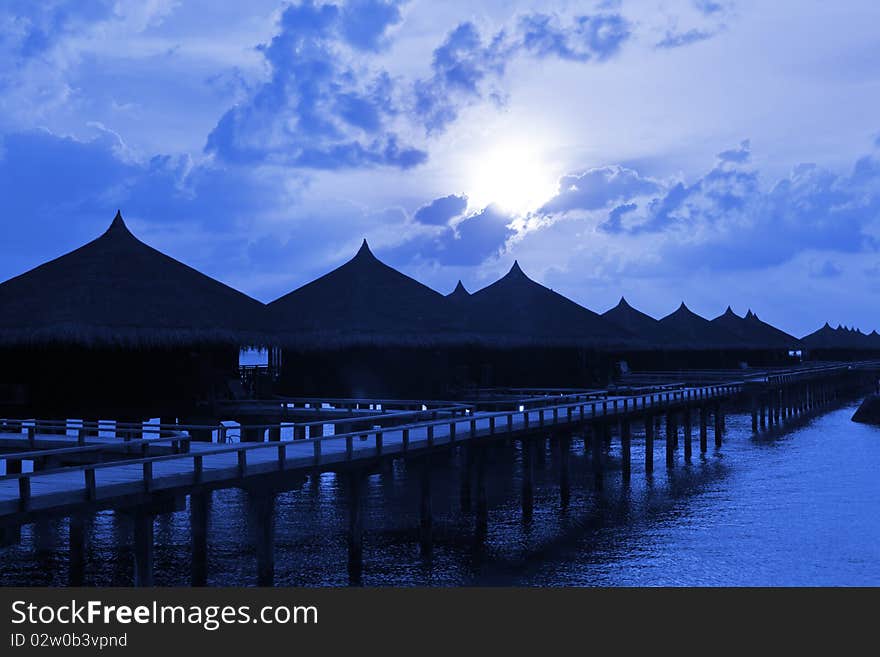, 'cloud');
414,10,632,134
205,0,426,170
694,0,726,15
656,28,714,49
539,165,662,215
599,202,638,234
413,22,512,134
532,138,880,276
518,12,630,62
414,193,468,225
384,203,515,266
